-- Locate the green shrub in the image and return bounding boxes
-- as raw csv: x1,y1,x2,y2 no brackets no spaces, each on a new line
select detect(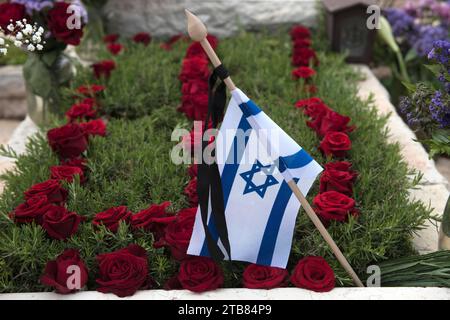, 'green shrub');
0,32,431,292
